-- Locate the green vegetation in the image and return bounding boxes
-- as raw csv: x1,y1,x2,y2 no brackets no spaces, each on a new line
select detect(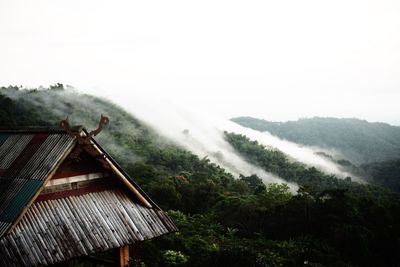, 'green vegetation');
232,116,400,164
362,160,400,192
1,86,400,266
